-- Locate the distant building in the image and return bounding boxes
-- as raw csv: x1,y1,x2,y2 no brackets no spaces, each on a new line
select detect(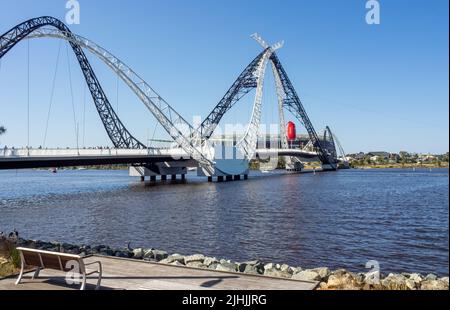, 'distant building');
367,152,390,159
347,152,366,161
418,154,437,162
